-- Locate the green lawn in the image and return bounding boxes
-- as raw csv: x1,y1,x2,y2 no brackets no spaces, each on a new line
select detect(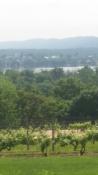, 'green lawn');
0,157,98,175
